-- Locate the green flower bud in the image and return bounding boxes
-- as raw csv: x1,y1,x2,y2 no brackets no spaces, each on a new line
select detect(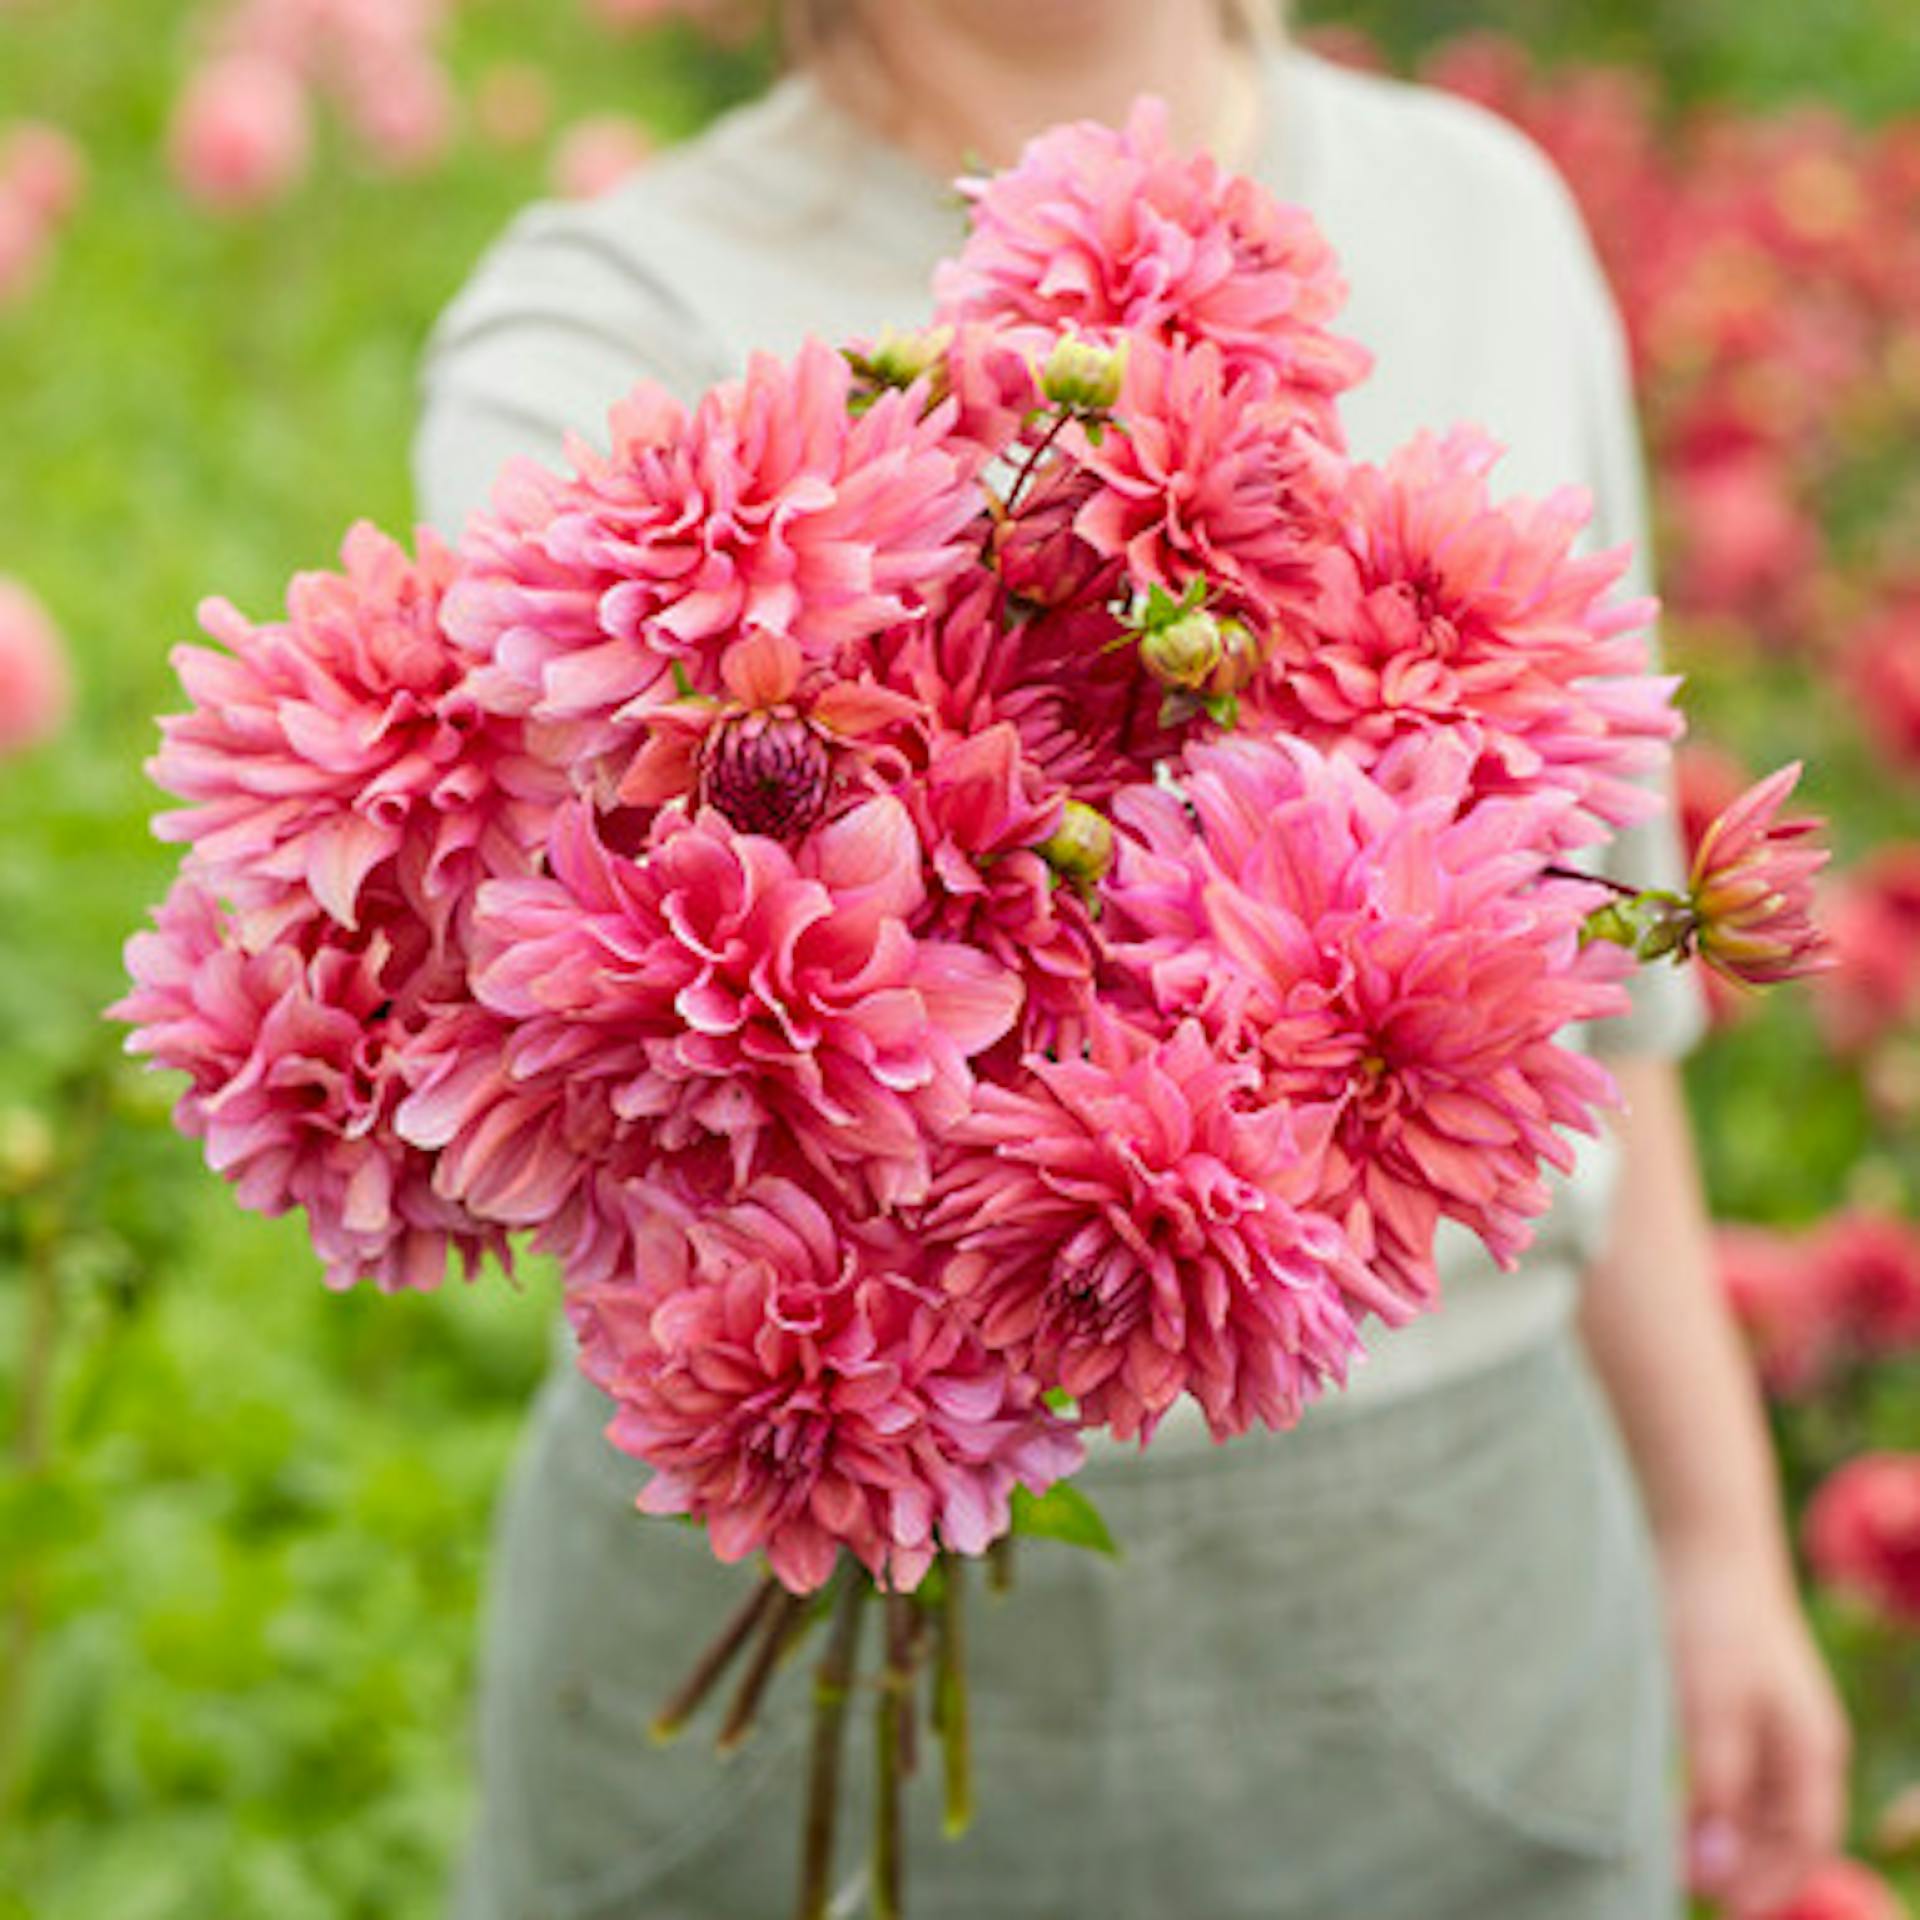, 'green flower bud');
1039,335,1127,414
1139,609,1225,691
845,327,953,410
1039,801,1115,888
